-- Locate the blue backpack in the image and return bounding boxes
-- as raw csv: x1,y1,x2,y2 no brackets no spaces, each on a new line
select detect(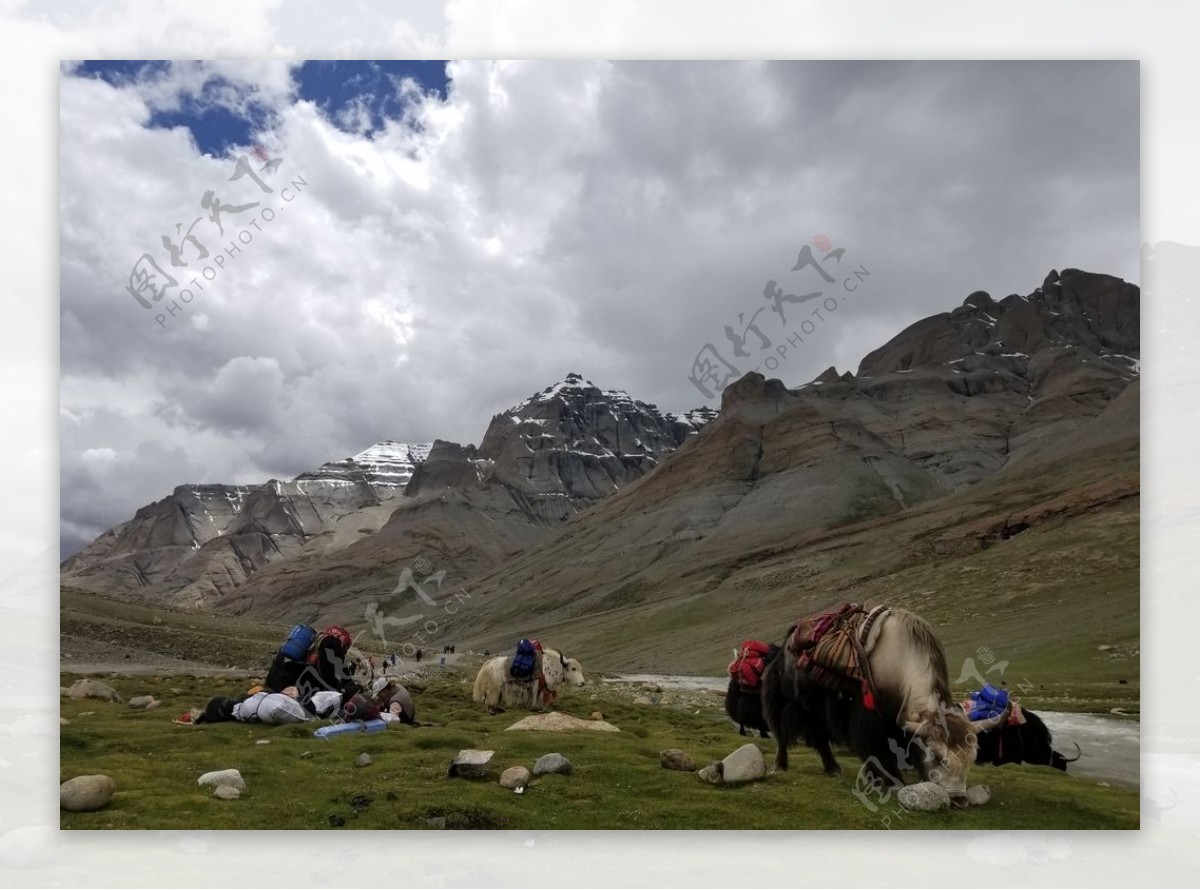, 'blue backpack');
510,638,538,679
966,683,1010,723
280,624,317,662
